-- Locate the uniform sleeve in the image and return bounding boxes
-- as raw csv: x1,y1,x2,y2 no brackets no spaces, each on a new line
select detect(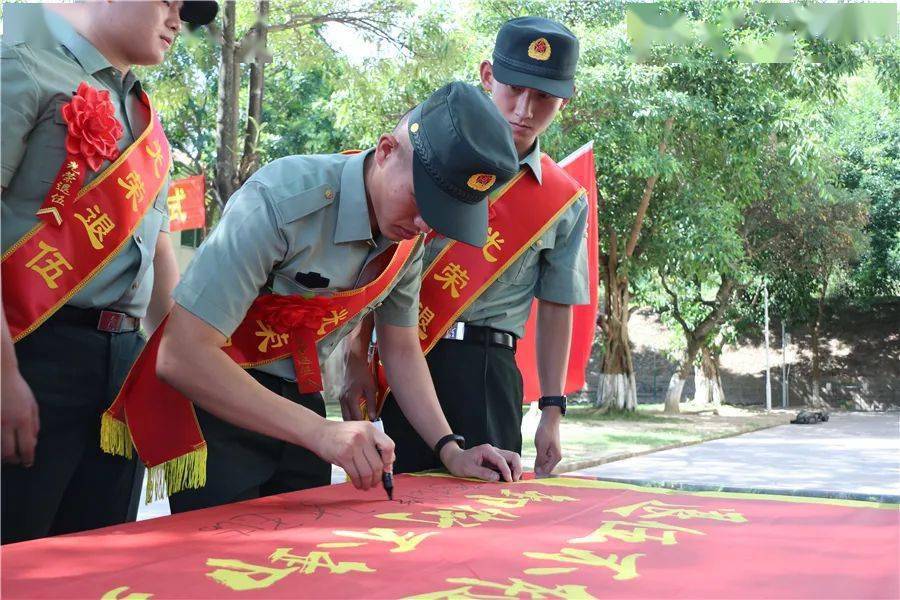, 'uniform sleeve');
155,178,171,233
172,181,287,337
534,191,590,305
374,243,424,327
1,45,40,188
